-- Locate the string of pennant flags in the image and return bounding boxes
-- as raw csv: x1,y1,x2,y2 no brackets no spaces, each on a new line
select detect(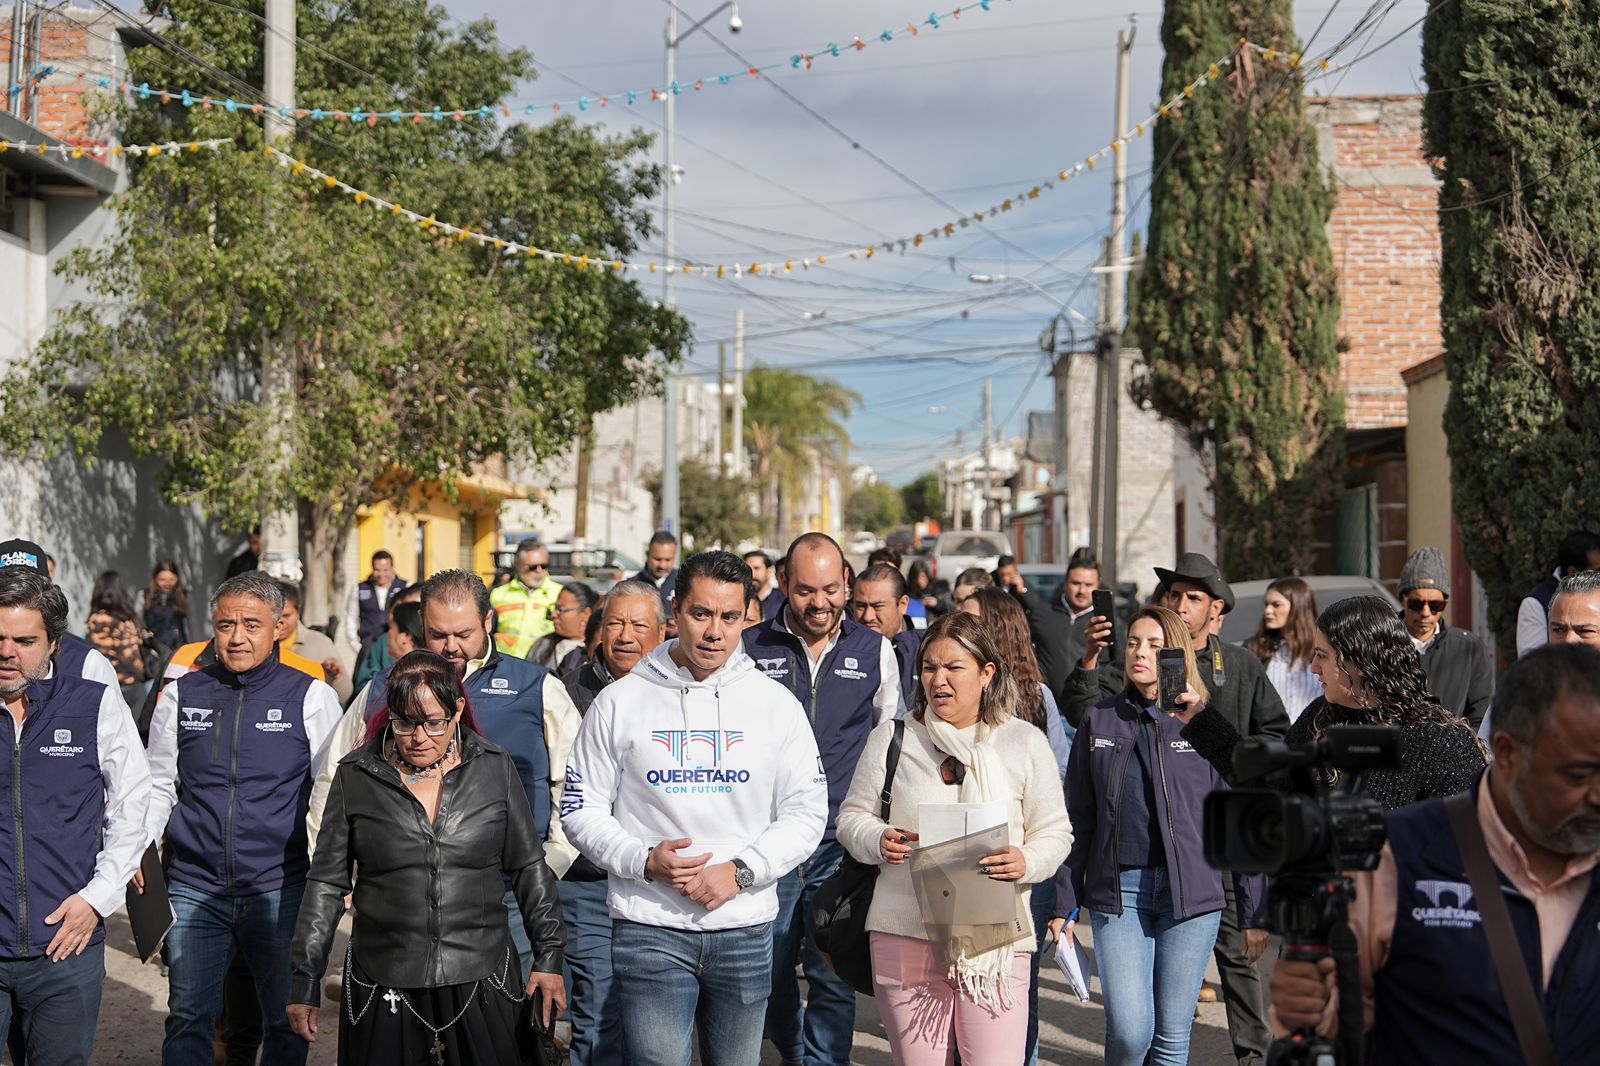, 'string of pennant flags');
7,0,1014,125
0,40,1339,280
